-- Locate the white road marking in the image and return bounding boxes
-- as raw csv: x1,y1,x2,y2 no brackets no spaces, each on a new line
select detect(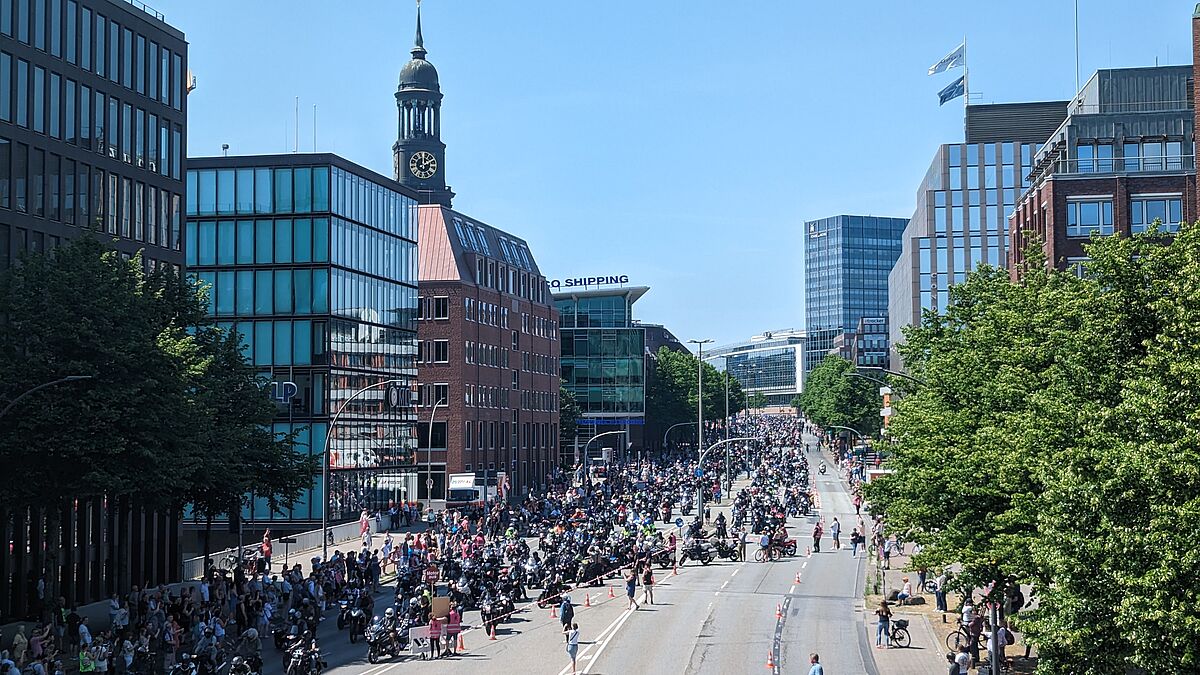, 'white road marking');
789,585,796,594
581,603,638,675
557,607,634,675
731,568,740,577
801,561,808,569
721,580,729,589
